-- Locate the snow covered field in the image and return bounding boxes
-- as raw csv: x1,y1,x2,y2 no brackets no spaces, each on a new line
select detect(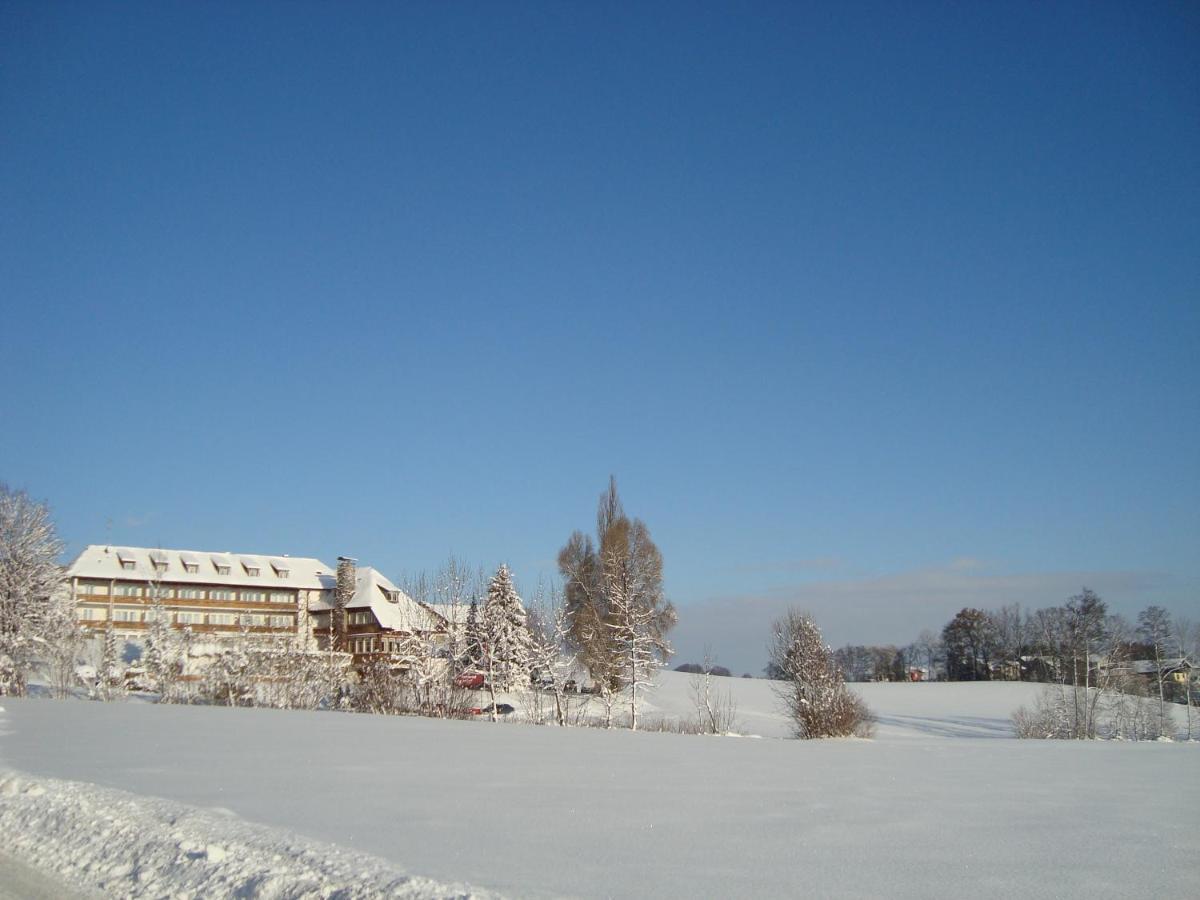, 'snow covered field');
2,675,1197,898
